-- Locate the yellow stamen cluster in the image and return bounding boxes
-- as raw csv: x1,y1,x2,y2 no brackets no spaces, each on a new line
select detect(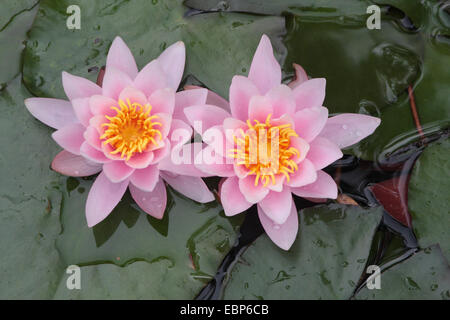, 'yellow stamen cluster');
100,99,162,161
229,114,300,187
